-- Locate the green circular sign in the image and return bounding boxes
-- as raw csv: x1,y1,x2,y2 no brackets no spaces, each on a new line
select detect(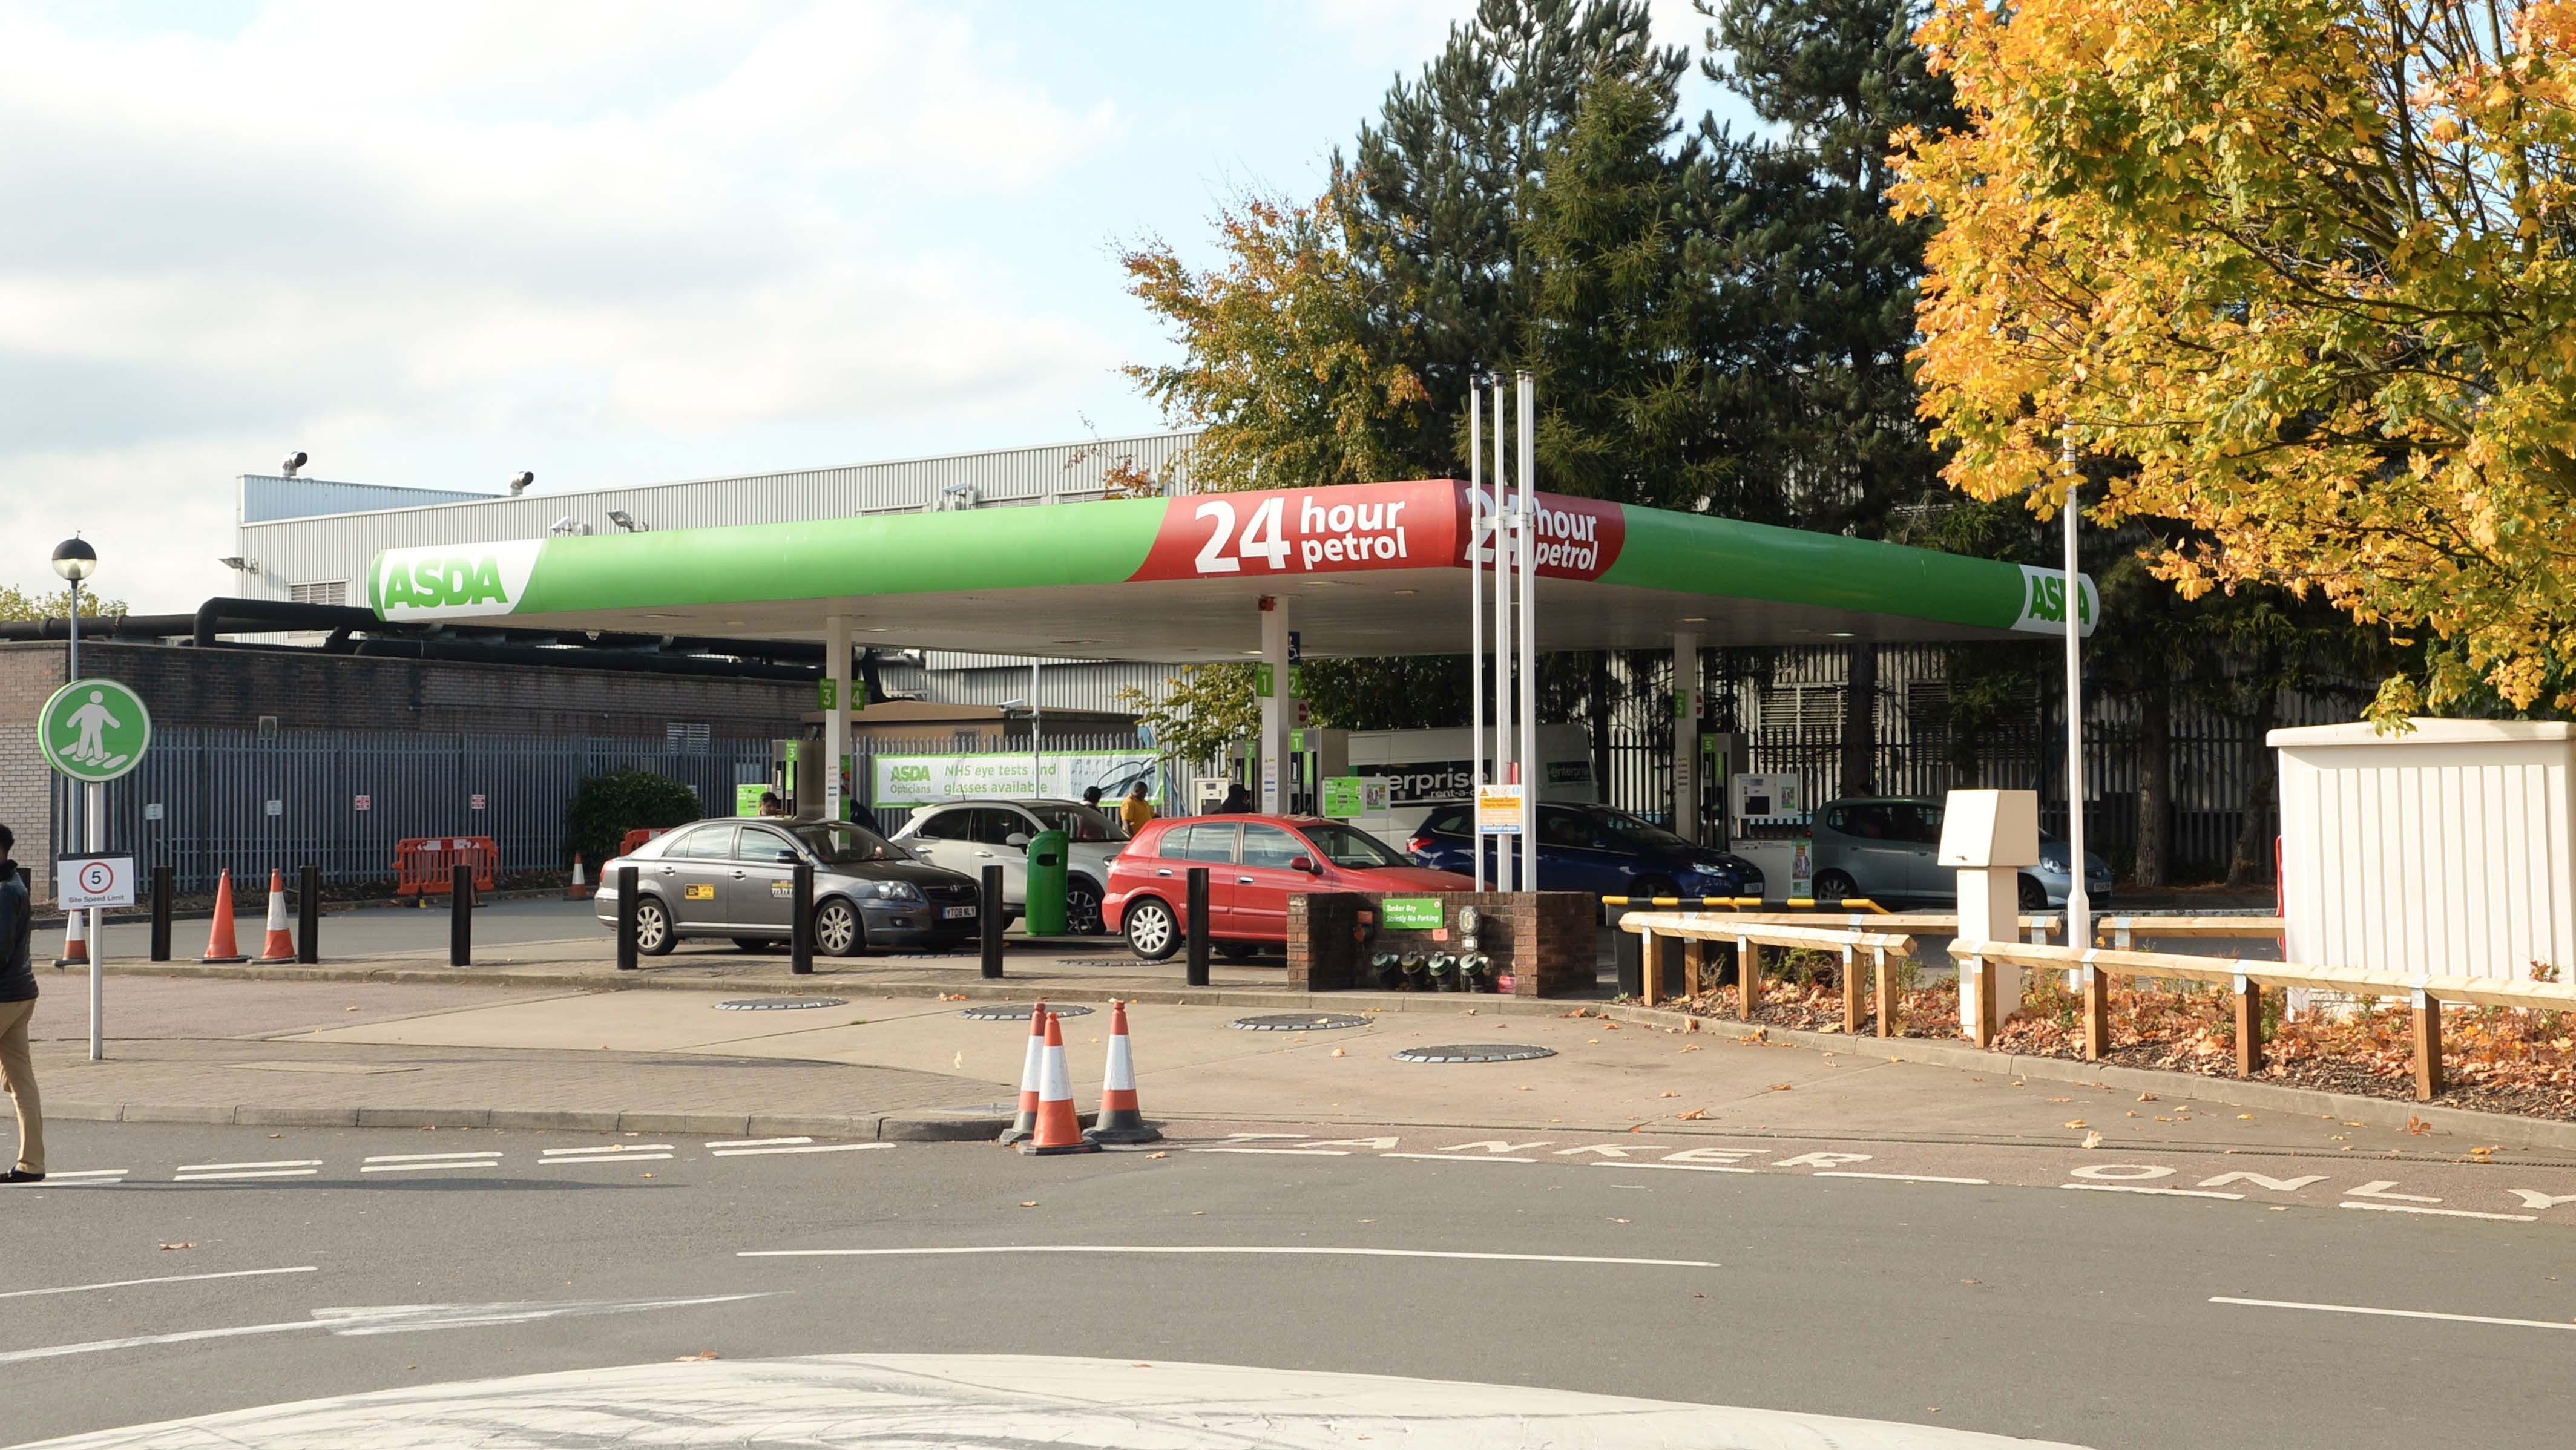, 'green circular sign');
38,678,151,783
